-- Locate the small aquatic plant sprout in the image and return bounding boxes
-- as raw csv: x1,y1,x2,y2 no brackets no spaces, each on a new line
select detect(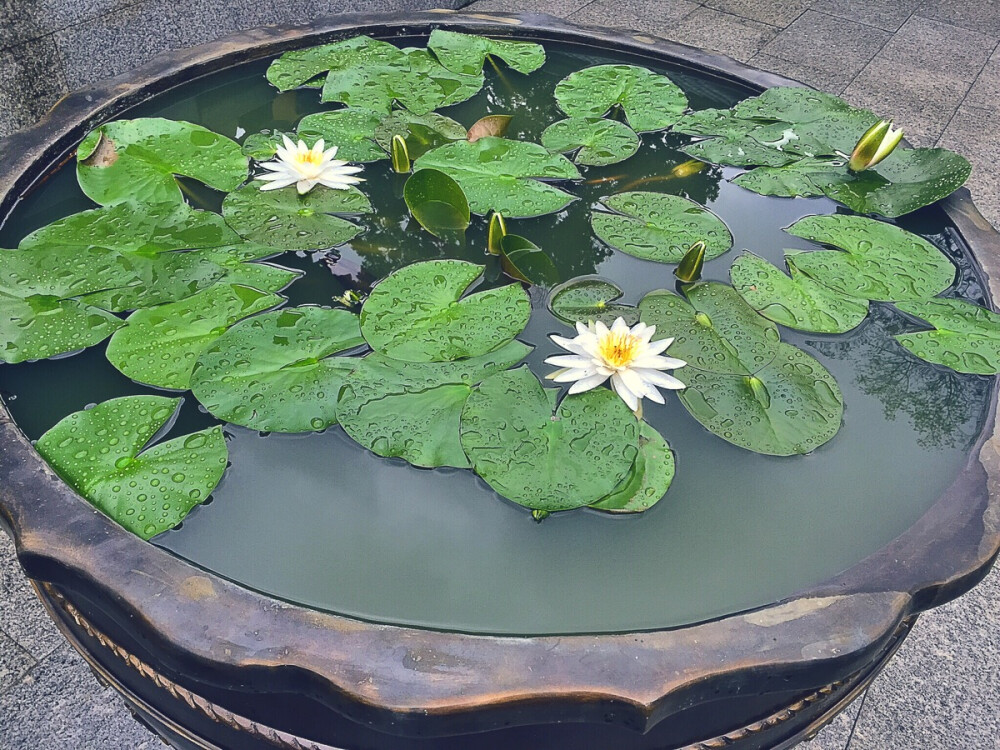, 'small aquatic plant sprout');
256,136,364,194
848,118,904,172
545,318,686,412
